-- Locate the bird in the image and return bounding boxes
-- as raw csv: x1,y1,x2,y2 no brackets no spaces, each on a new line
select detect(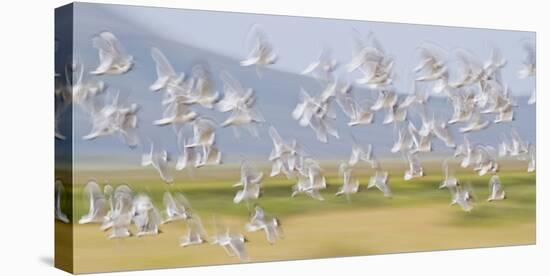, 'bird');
439,159,458,189
335,162,360,198
54,180,69,223
211,222,249,262
518,42,536,79
103,185,134,239
187,65,220,108
90,31,133,75
404,151,424,181
175,129,200,170
161,192,192,223
132,194,162,237
487,175,506,201
349,137,375,167
149,47,185,92
245,205,283,244
233,161,263,204
79,179,108,224
240,24,277,76
302,48,338,81
180,216,208,247
450,183,475,212
70,60,106,113
268,126,301,178
367,168,391,197
291,158,327,200
142,142,173,183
